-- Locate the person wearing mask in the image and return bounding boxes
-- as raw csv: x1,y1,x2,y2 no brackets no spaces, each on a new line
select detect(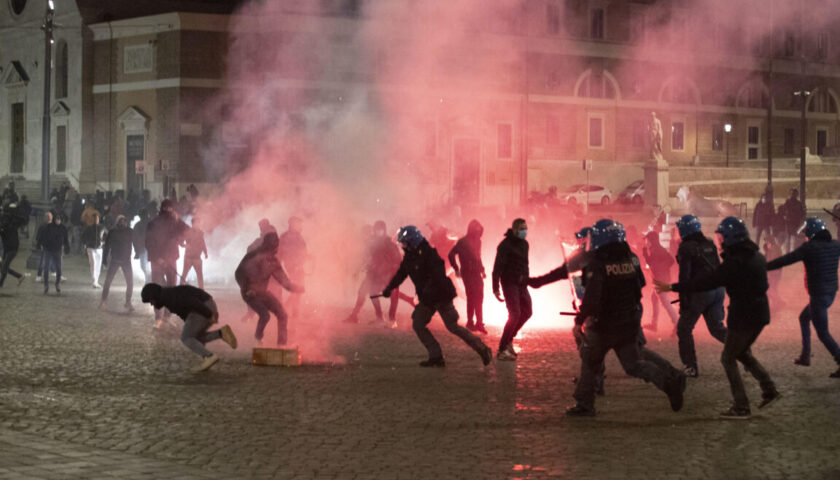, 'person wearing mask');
145,199,190,329
766,218,840,377
344,220,403,327
657,217,780,419
558,219,686,417
641,230,678,333
448,219,488,334
672,215,727,378
236,232,304,346
382,226,492,367
492,218,531,361
100,215,135,311
37,214,70,294
82,213,107,288
141,283,238,372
